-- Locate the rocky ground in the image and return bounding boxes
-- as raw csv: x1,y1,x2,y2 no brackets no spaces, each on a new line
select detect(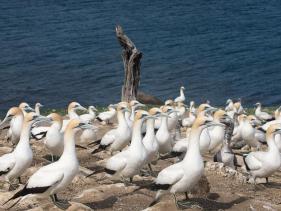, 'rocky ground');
0,122,281,211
